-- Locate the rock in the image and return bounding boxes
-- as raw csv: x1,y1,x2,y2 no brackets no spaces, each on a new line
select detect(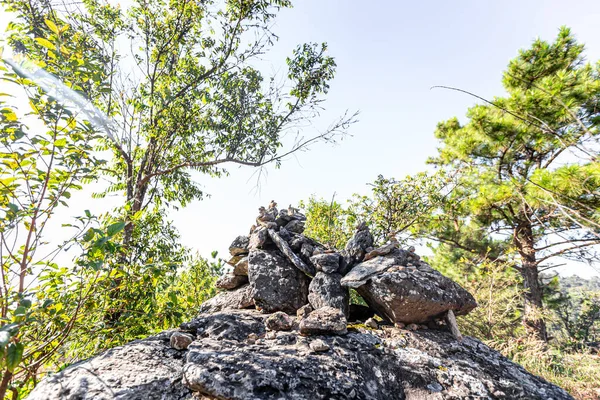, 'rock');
268,229,315,276
365,317,378,329
354,259,477,324
198,284,254,313
296,304,313,320
299,306,348,335
27,331,193,399
31,310,574,400
300,242,314,262
406,323,419,331
285,219,305,234
340,256,397,288
363,241,398,261
278,226,292,242
310,253,340,274
256,206,275,227
170,331,194,350
232,256,248,276
309,338,330,352
215,273,248,290
248,226,268,249
265,311,293,331
343,221,374,266
248,249,309,314
182,310,266,342
228,235,249,256
308,272,349,317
